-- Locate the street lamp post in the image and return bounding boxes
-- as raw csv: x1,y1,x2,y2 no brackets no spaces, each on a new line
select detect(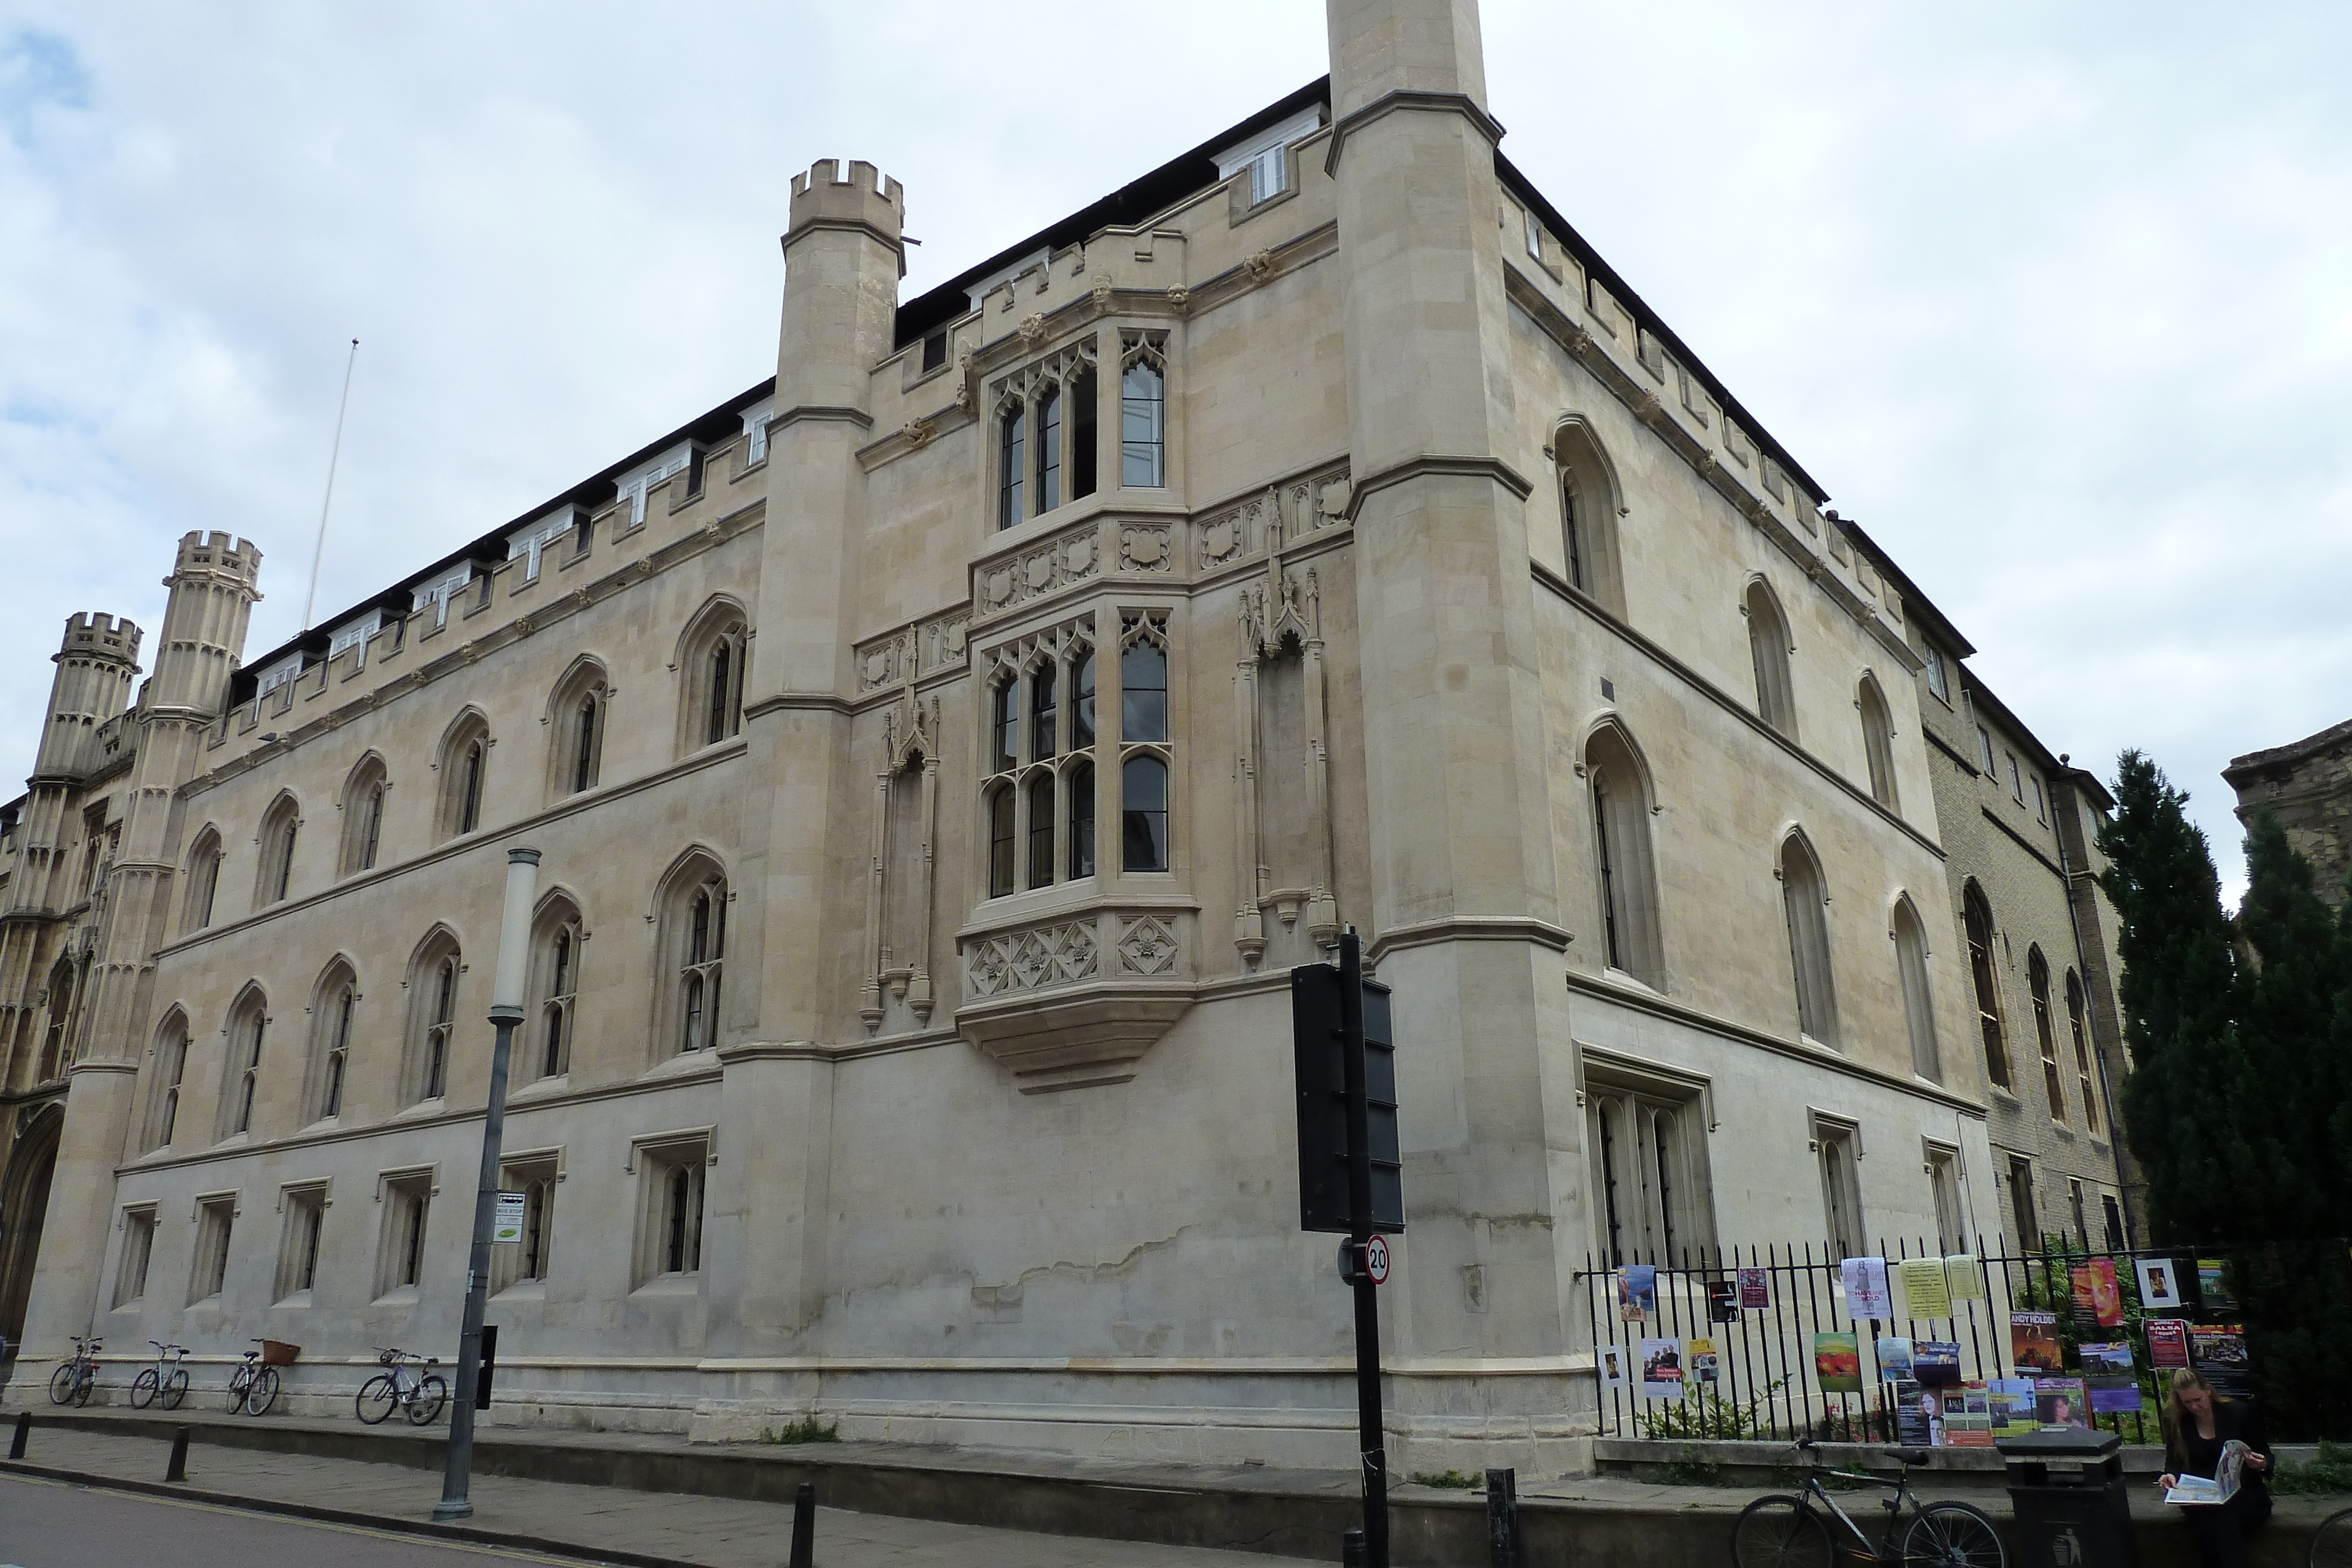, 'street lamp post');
435,846,539,1522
